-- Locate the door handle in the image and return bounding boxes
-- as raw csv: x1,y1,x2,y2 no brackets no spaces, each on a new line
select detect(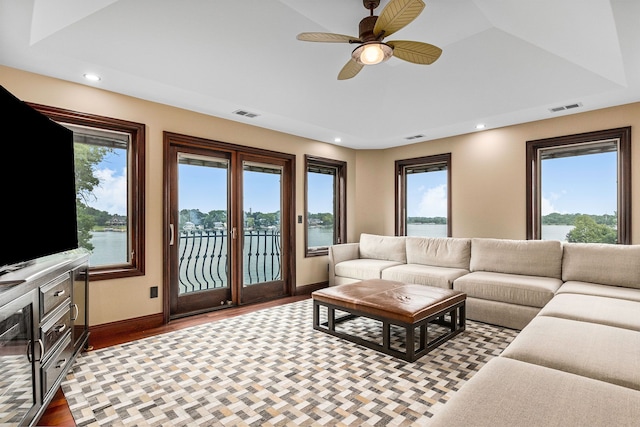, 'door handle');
169,223,175,246
232,227,237,240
